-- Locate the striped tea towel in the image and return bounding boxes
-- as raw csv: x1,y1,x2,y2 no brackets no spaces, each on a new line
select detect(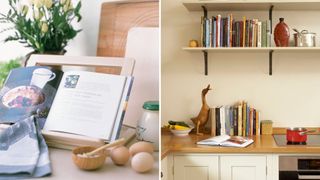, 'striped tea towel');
0,116,51,179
